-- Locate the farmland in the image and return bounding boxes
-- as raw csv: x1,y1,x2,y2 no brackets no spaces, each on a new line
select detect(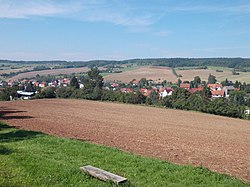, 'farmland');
103,65,250,83
104,66,177,83
176,67,250,83
1,99,249,182
6,67,90,81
